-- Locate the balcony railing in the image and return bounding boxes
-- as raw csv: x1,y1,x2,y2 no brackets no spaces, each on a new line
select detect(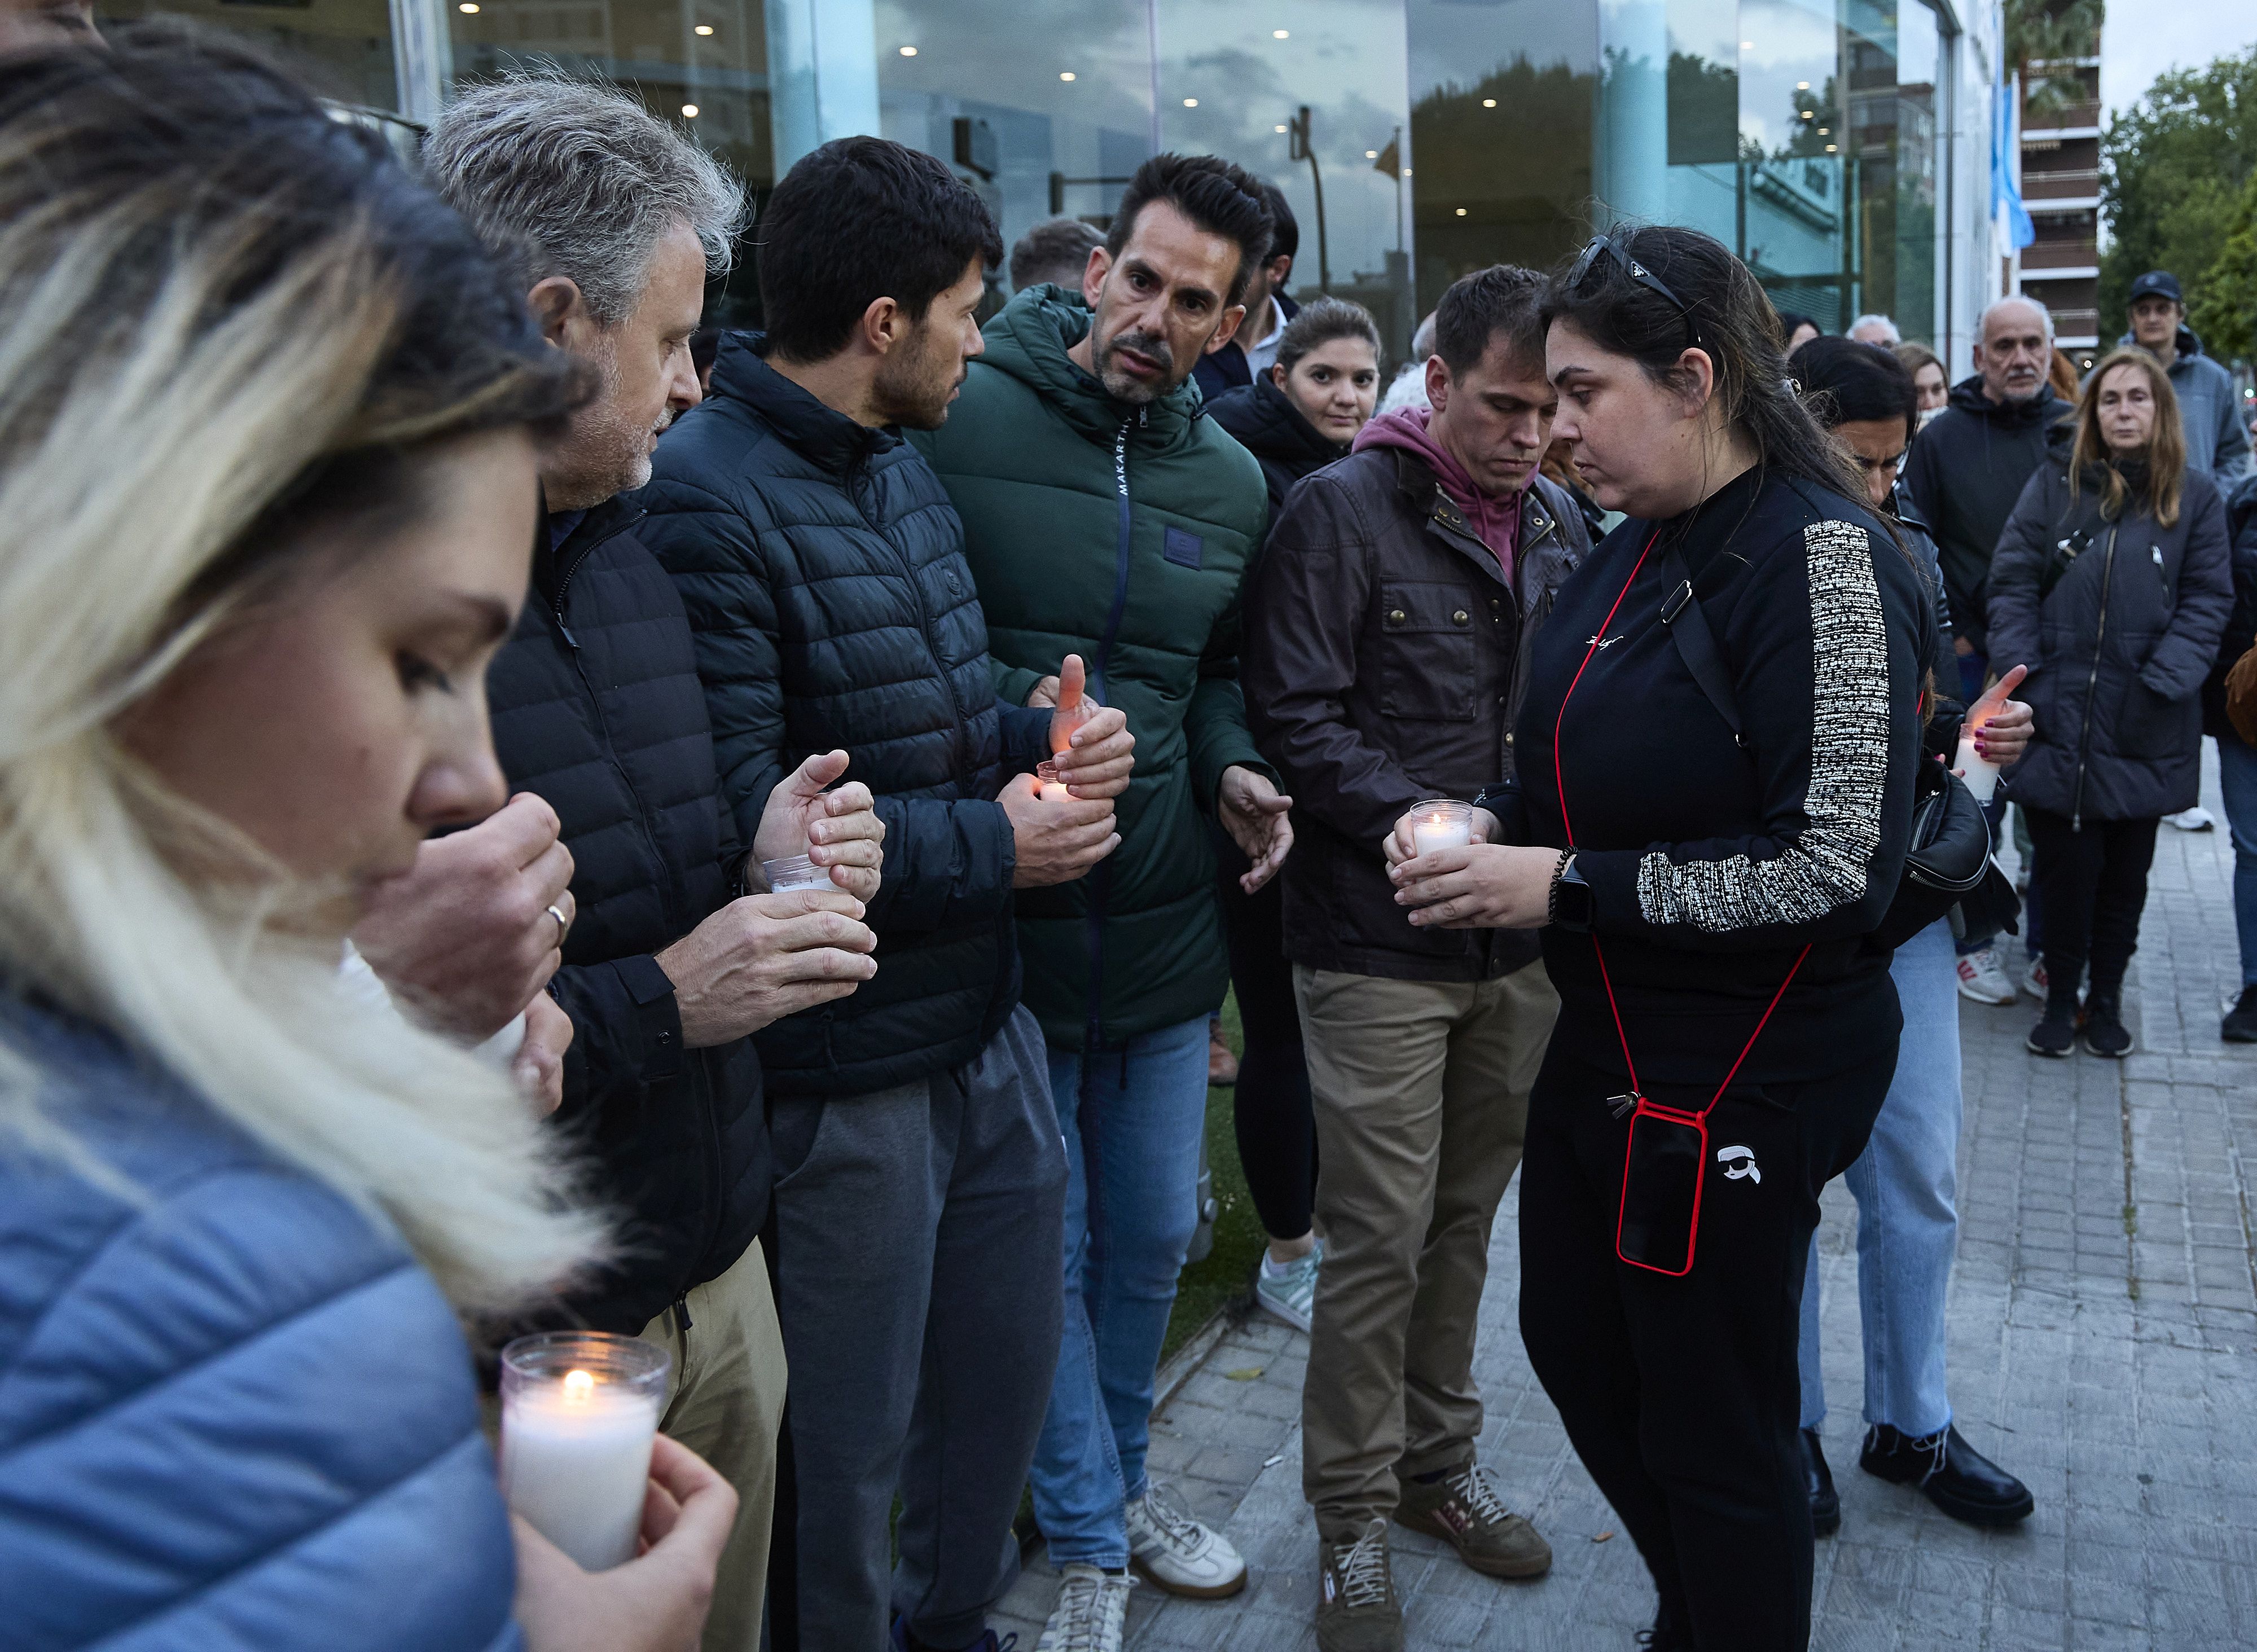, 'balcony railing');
2024,169,2101,200
2023,240,2099,271
2023,99,2102,132
2048,309,2101,339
